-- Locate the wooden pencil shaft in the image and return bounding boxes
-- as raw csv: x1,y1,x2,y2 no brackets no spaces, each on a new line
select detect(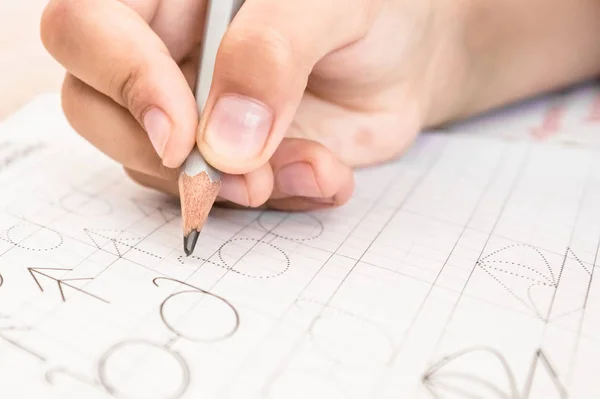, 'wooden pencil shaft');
179,0,245,257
